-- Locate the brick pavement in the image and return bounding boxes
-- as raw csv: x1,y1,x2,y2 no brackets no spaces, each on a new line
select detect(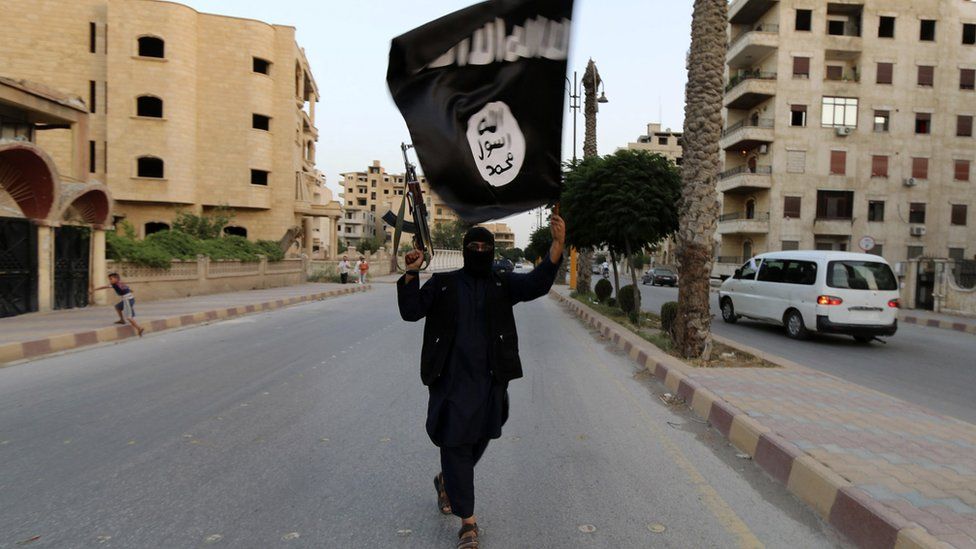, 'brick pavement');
552,290,976,549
